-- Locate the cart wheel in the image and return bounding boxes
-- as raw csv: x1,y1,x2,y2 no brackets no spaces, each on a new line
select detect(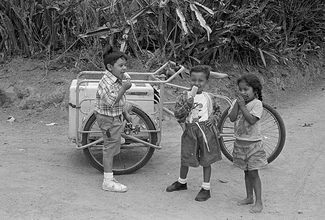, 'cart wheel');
217,103,286,164
82,106,157,175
